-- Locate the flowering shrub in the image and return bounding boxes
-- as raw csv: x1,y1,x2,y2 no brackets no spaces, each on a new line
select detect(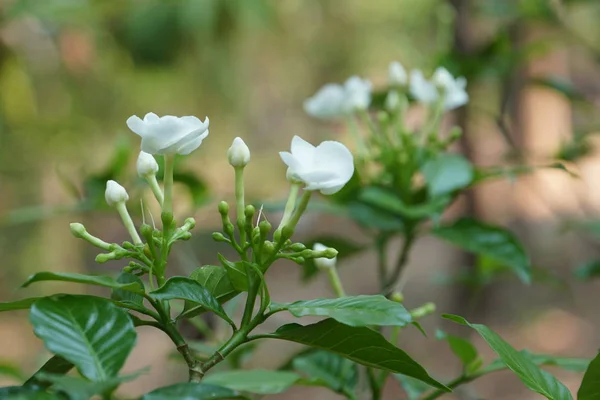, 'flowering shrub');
0,61,598,400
